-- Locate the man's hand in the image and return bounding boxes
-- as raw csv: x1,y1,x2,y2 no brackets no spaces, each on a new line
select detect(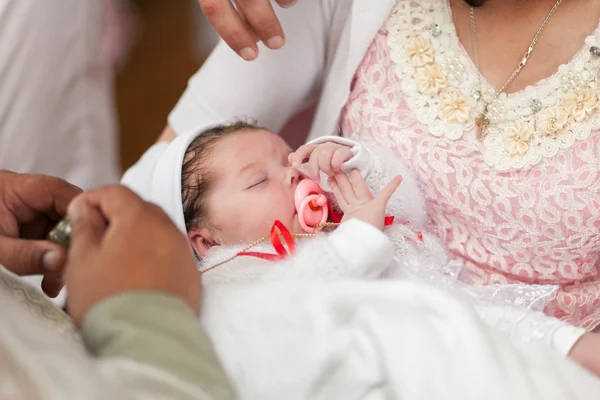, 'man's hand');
64,185,201,326
198,0,297,61
289,141,355,181
0,171,82,297
329,170,402,231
